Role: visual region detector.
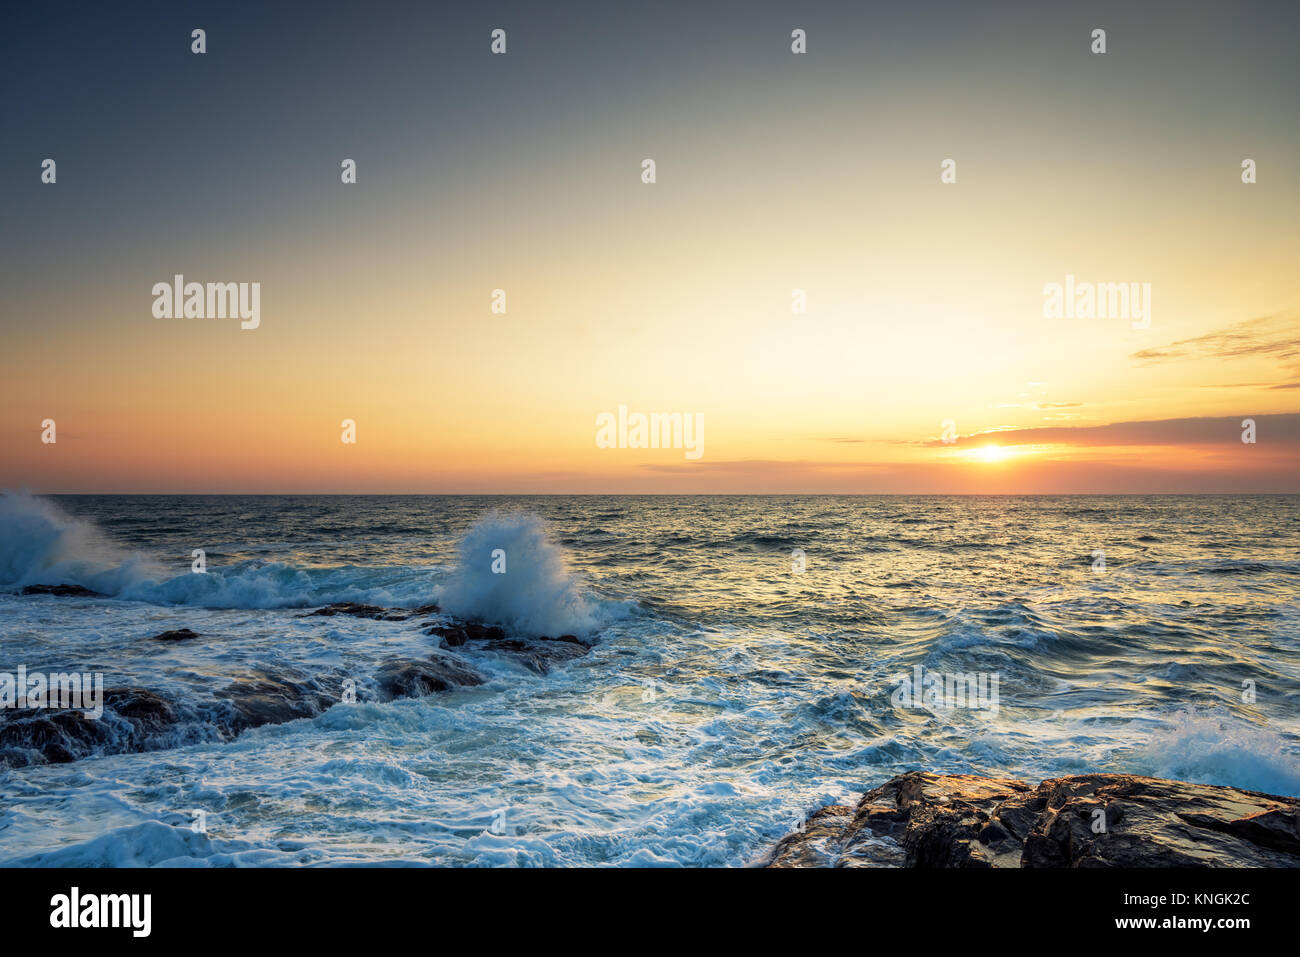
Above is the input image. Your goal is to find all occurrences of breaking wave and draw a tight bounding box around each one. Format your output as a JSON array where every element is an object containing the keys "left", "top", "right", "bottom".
[{"left": 437, "top": 511, "right": 627, "bottom": 637}]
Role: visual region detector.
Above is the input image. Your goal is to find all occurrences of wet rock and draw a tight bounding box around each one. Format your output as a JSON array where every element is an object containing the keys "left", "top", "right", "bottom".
[
  {"left": 0, "top": 688, "right": 177, "bottom": 768},
  {"left": 104, "top": 688, "right": 177, "bottom": 730},
  {"left": 374, "top": 654, "right": 484, "bottom": 700},
  {"left": 301, "top": 602, "right": 407, "bottom": 621},
  {"left": 422, "top": 617, "right": 589, "bottom": 672},
  {"left": 426, "top": 624, "right": 470, "bottom": 647},
  {"left": 20, "top": 584, "right": 102, "bottom": 598},
  {"left": 214, "top": 670, "right": 338, "bottom": 733},
  {"left": 304, "top": 602, "right": 443, "bottom": 621},
  {"left": 425, "top": 621, "right": 507, "bottom": 647},
  {"left": 538, "top": 634, "right": 586, "bottom": 646},
  {"left": 152, "top": 628, "right": 200, "bottom": 642},
  {"left": 766, "top": 771, "right": 1300, "bottom": 868},
  {"left": 480, "top": 638, "right": 588, "bottom": 676}
]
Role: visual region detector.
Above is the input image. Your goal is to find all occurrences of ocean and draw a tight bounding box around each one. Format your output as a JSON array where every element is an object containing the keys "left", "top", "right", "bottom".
[{"left": 1, "top": 491, "right": 1297, "bottom": 866}]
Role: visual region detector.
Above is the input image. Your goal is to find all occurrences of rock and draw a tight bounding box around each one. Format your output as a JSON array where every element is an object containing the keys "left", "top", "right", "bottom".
[
  {"left": 479, "top": 638, "right": 588, "bottom": 676},
  {"left": 152, "top": 628, "right": 200, "bottom": 642},
  {"left": 374, "top": 655, "right": 484, "bottom": 700},
  {"left": 426, "top": 624, "right": 470, "bottom": 647},
  {"left": 303, "top": 602, "right": 442, "bottom": 621},
  {"left": 214, "top": 670, "right": 338, "bottom": 733},
  {"left": 300, "top": 602, "right": 406, "bottom": 620},
  {"left": 765, "top": 771, "right": 1300, "bottom": 868},
  {"left": 20, "top": 584, "right": 102, "bottom": 598},
  {"left": 465, "top": 623, "right": 507, "bottom": 642},
  {"left": 538, "top": 634, "right": 586, "bottom": 646},
  {"left": 104, "top": 688, "right": 177, "bottom": 730},
  {"left": 425, "top": 621, "right": 507, "bottom": 647},
  {"left": 0, "top": 688, "right": 177, "bottom": 768},
  {"left": 423, "top": 618, "right": 589, "bottom": 672}
]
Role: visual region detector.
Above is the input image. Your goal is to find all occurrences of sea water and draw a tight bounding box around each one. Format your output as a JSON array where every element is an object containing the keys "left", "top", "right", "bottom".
[{"left": 0, "top": 492, "right": 1297, "bottom": 866}]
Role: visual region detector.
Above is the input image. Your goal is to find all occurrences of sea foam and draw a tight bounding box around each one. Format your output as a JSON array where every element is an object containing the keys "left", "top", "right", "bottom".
[
  {"left": 437, "top": 511, "right": 621, "bottom": 637},
  {"left": 0, "top": 491, "right": 163, "bottom": 593}
]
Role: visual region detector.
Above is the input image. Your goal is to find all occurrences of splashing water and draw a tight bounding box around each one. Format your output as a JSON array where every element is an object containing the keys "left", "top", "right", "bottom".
[{"left": 437, "top": 511, "right": 625, "bottom": 637}]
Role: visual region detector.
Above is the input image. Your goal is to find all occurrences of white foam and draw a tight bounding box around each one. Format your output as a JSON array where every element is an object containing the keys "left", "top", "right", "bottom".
[
  {"left": 1133, "top": 710, "right": 1300, "bottom": 797},
  {"left": 0, "top": 491, "right": 164, "bottom": 593},
  {"left": 438, "top": 511, "right": 626, "bottom": 637}
]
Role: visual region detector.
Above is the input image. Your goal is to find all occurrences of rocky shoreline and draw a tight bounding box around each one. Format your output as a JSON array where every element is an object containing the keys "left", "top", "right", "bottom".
[
  {"left": 766, "top": 770, "right": 1300, "bottom": 867},
  {"left": 12, "top": 588, "right": 1300, "bottom": 869},
  {"left": 1, "top": 592, "right": 593, "bottom": 768}
]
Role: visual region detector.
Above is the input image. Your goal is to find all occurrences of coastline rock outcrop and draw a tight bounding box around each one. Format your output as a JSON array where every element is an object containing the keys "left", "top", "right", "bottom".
[
  {"left": 3, "top": 597, "right": 583, "bottom": 769},
  {"left": 766, "top": 771, "right": 1300, "bottom": 867}
]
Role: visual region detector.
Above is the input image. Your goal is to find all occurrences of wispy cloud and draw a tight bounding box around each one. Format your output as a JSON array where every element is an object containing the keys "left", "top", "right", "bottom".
[
  {"left": 1131, "top": 315, "right": 1300, "bottom": 365},
  {"left": 920, "top": 413, "right": 1300, "bottom": 448}
]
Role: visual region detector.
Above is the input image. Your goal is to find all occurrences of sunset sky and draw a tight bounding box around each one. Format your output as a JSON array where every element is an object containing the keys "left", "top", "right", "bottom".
[{"left": 2, "top": 0, "right": 1298, "bottom": 493}]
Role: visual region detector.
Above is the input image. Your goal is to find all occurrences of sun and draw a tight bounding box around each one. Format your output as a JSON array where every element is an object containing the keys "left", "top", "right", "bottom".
[{"left": 971, "top": 444, "right": 1012, "bottom": 464}]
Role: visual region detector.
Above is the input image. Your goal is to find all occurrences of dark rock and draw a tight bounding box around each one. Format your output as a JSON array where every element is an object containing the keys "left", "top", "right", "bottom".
[
  {"left": 214, "top": 670, "right": 337, "bottom": 733},
  {"left": 300, "top": 602, "right": 406, "bottom": 620},
  {"left": 152, "top": 628, "right": 200, "bottom": 642},
  {"left": 465, "top": 623, "right": 507, "bottom": 642},
  {"left": 104, "top": 687, "right": 177, "bottom": 729},
  {"left": 425, "top": 621, "right": 507, "bottom": 646},
  {"left": 766, "top": 771, "right": 1300, "bottom": 868},
  {"left": 303, "top": 602, "right": 443, "bottom": 621},
  {"left": 20, "top": 584, "right": 102, "bottom": 598},
  {"left": 538, "top": 634, "right": 586, "bottom": 646},
  {"left": 0, "top": 687, "right": 177, "bottom": 768},
  {"left": 480, "top": 638, "right": 588, "bottom": 676},
  {"left": 426, "top": 624, "right": 470, "bottom": 647},
  {"left": 374, "top": 655, "right": 484, "bottom": 700}
]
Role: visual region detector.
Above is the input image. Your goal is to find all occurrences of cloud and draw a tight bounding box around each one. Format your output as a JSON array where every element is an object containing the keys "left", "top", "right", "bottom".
[
  {"left": 920, "top": 413, "right": 1300, "bottom": 448},
  {"left": 1131, "top": 314, "right": 1300, "bottom": 367}
]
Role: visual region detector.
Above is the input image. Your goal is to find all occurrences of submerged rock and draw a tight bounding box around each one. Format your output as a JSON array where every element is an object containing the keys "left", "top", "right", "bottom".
[
  {"left": 425, "top": 622, "right": 507, "bottom": 647},
  {"left": 538, "top": 634, "right": 585, "bottom": 646},
  {"left": 19, "top": 584, "right": 102, "bottom": 598},
  {"left": 301, "top": 602, "right": 407, "bottom": 621},
  {"left": 479, "top": 638, "right": 588, "bottom": 676},
  {"left": 766, "top": 771, "right": 1300, "bottom": 868},
  {"left": 421, "top": 617, "right": 592, "bottom": 674},
  {"left": 214, "top": 670, "right": 339, "bottom": 733},
  {"left": 303, "top": 602, "right": 442, "bottom": 621},
  {"left": 0, "top": 688, "right": 177, "bottom": 767},
  {"left": 302, "top": 602, "right": 590, "bottom": 676},
  {"left": 374, "top": 654, "right": 484, "bottom": 699},
  {"left": 152, "top": 628, "right": 200, "bottom": 642}
]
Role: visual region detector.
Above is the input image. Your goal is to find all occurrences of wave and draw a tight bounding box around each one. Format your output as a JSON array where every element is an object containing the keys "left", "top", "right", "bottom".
[
  {"left": 2, "top": 495, "right": 624, "bottom": 634},
  {"left": 1, "top": 491, "right": 440, "bottom": 608},
  {"left": 437, "top": 511, "right": 627, "bottom": 637},
  {"left": 1131, "top": 710, "right": 1300, "bottom": 797},
  {"left": 0, "top": 491, "right": 166, "bottom": 594}
]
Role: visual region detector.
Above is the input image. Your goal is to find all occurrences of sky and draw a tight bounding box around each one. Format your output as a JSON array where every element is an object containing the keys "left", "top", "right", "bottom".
[{"left": 2, "top": 0, "right": 1298, "bottom": 493}]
